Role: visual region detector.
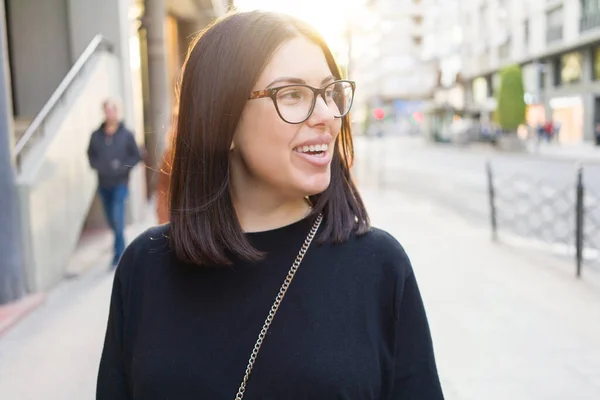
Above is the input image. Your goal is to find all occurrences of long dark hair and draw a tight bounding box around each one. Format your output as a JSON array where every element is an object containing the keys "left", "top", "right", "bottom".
[{"left": 170, "top": 10, "right": 369, "bottom": 266}]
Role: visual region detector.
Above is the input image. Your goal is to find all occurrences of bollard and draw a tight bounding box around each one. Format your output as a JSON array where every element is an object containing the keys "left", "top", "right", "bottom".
[
  {"left": 575, "top": 165, "right": 584, "bottom": 278},
  {"left": 486, "top": 160, "right": 498, "bottom": 241}
]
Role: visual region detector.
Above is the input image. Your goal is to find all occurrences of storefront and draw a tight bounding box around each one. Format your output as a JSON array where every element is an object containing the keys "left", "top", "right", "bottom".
[{"left": 549, "top": 96, "right": 584, "bottom": 143}]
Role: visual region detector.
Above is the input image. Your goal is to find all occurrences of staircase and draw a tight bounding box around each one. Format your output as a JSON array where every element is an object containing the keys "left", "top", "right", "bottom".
[
  {"left": 13, "top": 36, "right": 124, "bottom": 292},
  {"left": 13, "top": 117, "right": 32, "bottom": 143}
]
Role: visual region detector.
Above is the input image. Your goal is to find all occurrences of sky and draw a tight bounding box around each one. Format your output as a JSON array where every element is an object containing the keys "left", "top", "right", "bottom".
[{"left": 233, "top": 0, "right": 366, "bottom": 57}]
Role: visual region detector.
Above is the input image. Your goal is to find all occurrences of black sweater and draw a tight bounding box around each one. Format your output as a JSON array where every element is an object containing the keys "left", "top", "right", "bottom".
[{"left": 97, "top": 216, "right": 444, "bottom": 399}]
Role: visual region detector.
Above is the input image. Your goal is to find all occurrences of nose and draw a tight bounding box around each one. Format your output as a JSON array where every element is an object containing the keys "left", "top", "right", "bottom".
[{"left": 308, "top": 95, "right": 335, "bottom": 125}]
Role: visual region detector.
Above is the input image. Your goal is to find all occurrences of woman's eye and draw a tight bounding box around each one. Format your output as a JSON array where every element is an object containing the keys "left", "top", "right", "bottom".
[{"left": 280, "top": 90, "right": 302, "bottom": 99}]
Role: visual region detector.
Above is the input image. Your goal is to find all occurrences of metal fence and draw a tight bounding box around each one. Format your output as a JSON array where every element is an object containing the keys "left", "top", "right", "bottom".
[{"left": 486, "top": 161, "right": 600, "bottom": 277}]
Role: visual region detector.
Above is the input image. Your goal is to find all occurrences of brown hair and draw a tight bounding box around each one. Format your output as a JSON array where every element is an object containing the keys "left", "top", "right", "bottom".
[{"left": 169, "top": 10, "right": 369, "bottom": 266}]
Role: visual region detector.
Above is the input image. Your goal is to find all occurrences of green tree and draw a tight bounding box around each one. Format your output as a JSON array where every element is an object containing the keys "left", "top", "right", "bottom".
[{"left": 496, "top": 65, "right": 526, "bottom": 133}]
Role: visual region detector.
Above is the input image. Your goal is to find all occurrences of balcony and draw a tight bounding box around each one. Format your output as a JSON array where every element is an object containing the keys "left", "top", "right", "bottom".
[
  {"left": 546, "top": 25, "right": 563, "bottom": 44},
  {"left": 580, "top": 12, "right": 600, "bottom": 33}
]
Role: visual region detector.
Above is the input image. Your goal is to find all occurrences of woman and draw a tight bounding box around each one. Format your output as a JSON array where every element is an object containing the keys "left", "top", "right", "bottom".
[{"left": 97, "top": 10, "right": 443, "bottom": 400}]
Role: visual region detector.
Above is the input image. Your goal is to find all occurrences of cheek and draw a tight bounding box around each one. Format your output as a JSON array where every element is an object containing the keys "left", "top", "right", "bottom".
[{"left": 236, "top": 106, "right": 297, "bottom": 173}]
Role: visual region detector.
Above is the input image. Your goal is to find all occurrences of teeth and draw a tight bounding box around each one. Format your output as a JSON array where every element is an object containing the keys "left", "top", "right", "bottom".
[{"left": 296, "top": 143, "right": 328, "bottom": 153}]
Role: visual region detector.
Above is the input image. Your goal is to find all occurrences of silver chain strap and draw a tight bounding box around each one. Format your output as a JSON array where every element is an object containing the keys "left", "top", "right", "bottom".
[{"left": 234, "top": 213, "right": 323, "bottom": 400}]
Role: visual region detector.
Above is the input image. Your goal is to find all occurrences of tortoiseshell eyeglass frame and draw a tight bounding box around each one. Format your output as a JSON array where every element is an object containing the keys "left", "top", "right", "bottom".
[{"left": 248, "top": 80, "right": 356, "bottom": 124}]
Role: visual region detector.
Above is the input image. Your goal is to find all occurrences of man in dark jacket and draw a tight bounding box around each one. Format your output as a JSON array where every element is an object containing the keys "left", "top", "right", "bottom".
[{"left": 87, "top": 99, "right": 141, "bottom": 267}]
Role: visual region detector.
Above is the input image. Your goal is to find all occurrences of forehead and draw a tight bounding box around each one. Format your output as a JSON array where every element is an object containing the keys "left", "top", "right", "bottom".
[
  {"left": 255, "top": 36, "right": 333, "bottom": 87},
  {"left": 104, "top": 102, "right": 117, "bottom": 111}
]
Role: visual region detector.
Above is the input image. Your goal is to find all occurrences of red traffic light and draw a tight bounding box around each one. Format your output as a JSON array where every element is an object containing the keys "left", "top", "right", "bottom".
[{"left": 372, "top": 108, "right": 385, "bottom": 120}]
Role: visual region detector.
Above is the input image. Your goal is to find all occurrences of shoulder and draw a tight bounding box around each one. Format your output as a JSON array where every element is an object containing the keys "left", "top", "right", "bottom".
[
  {"left": 90, "top": 129, "right": 101, "bottom": 140},
  {"left": 115, "top": 224, "right": 172, "bottom": 282},
  {"left": 354, "top": 227, "right": 411, "bottom": 269},
  {"left": 121, "top": 125, "right": 136, "bottom": 138},
  {"left": 326, "top": 226, "right": 413, "bottom": 282}
]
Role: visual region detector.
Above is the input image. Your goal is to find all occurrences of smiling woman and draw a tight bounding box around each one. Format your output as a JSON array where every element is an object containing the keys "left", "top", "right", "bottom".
[{"left": 96, "top": 9, "right": 443, "bottom": 400}]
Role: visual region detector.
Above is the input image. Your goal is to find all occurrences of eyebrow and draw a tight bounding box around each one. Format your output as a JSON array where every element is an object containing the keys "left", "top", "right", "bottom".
[{"left": 266, "top": 75, "right": 336, "bottom": 88}]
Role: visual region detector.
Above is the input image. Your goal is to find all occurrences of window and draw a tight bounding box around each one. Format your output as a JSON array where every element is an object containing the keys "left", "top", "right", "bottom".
[
  {"left": 560, "top": 52, "right": 583, "bottom": 84},
  {"left": 546, "top": 6, "right": 563, "bottom": 43},
  {"left": 524, "top": 19, "right": 530, "bottom": 49},
  {"left": 540, "top": 63, "right": 547, "bottom": 90},
  {"left": 593, "top": 47, "right": 600, "bottom": 80},
  {"left": 499, "top": 37, "right": 511, "bottom": 60},
  {"left": 582, "top": 0, "right": 600, "bottom": 14},
  {"left": 413, "top": 16, "right": 423, "bottom": 25},
  {"left": 413, "top": 36, "right": 422, "bottom": 46},
  {"left": 580, "top": 0, "right": 600, "bottom": 32},
  {"left": 479, "top": 4, "right": 488, "bottom": 42}
]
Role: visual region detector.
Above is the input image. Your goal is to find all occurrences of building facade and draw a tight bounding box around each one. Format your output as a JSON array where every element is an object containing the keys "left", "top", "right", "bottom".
[
  {"left": 349, "top": 0, "right": 437, "bottom": 133},
  {"left": 458, "top": 0, "right": 600, "bottom": 143},
  {"left": 420, "top": 0, "right": 465, "bottom": 140}
]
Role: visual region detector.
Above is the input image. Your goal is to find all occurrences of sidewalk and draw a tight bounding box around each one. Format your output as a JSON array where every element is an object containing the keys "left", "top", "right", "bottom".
[
  {"left": 525, "top": 140, "right": 600, "bottom": 164},
  {"left": 361, "top": 186, "right": 600, "bottom": 400},
  {"left": 1, "top": 189, "right": 599, "bottom": 399},
  {"left": 0, "top": 205, "right": 157, "bottom": 400},
  {"left": 369, "top": 133, "right": 600, "bottom": 164}
]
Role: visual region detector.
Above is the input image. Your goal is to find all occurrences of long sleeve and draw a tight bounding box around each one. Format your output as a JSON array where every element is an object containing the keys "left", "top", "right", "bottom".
[
  {"left": 87, "top": 134, "right": 100, "bottom": 171},
  {"left": 389, "top": 269, "right": 444, "bottom": 399},
  {"left": 87, "top": 133, "right": 113, "bottom": 176},
  {"left": 124, "top": 132, "right": 141, "bottom": 169},
  {"left": 97, "top": 270, "right": 131, "bottom": 399}
]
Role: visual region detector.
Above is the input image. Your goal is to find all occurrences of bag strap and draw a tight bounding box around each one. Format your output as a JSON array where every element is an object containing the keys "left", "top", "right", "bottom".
[{"left": 234, "top": 213, "right": 323, "bottom": 400}]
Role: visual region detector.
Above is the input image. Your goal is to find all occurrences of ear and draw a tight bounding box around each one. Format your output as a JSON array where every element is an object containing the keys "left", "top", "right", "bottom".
[{"left": 230, "top": 141, "right": 235, "bottom": 151}]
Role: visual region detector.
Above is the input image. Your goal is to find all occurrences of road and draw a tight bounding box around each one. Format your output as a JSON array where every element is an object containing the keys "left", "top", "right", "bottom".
[{"left": 354, "top": 135, "right": 600, "bottom": 269}]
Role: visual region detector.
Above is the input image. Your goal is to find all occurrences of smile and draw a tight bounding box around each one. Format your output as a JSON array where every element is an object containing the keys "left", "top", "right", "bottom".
[
  {"left": 293, "top": 143, "right": 332, "bottom": 167},
  {"left": 293, "top": 143, "right": 329, "bottom": 156}
]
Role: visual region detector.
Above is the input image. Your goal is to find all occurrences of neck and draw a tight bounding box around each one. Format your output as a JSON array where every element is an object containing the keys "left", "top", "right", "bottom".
[
  {"left": 105, "top": 121, "right": 119, "bottom": 134},
  {"left": 230, "top": 181, "right": 311, "bottom": 233}
]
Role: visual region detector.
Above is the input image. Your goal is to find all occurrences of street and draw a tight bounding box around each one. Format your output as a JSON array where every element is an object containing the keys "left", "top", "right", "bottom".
[
  {"left": 355, "top": 135, "right": 600, "bottom": 271},
  {"left": 1, "top": 138, "right": 600, "bottom": 399}
]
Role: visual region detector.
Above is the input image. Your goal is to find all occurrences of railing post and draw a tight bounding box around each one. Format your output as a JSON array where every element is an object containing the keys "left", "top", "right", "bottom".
[
  {"left": 575, "top": 165, "right": 584, "bottom": 278},
  {"left": 487, "top": 160, "right": 498, "bottom": 241}
]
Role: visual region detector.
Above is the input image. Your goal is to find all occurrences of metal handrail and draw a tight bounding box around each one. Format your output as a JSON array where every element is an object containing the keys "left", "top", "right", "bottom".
[{"left": 14, "top": 35, "right": 114, "bottom": 168}]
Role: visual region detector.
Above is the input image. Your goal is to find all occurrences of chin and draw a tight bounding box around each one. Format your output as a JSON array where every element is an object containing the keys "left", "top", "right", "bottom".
[{"left": 299, "top": 173, "right": 331, "bottom": 197}]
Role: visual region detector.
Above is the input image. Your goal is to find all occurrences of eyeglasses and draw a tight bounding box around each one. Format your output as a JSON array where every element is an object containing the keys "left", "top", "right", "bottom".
[{"left": 248, "top": 80, "right": 356, "bottom": 124}]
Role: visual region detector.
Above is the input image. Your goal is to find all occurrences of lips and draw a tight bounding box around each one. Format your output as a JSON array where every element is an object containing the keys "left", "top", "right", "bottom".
[{"left": 293, "top": 139, "right": 333, "bottom": 167}]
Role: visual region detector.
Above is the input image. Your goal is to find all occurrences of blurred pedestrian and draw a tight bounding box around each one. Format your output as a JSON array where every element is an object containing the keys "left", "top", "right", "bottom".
[
  {"left": 87, "top": 98, "right": 141, "bottom": 268},
  {"left": 97, "top": 10, "right": 443, "bottom": 400}
]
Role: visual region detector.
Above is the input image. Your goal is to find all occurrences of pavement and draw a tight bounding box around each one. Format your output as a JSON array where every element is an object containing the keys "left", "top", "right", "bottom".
[
  {"left": 361, "top": 186, "right": 600, "bottom": 400},
  {"left": 0, "top": 205, "right": 157, "bottom": 400},
  {"left": 1, "top": 152, "right": 600, "bottom": 398},
  {"left": 524, "top": 140, "right": 600, "bottom": 164}
]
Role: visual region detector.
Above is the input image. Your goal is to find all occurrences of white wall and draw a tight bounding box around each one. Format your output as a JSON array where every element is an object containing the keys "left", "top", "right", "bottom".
[
  {"left": 67, "top": 0, "right": 147, "bottom": 224},
  {"left": 16, "top": 53, "right": 121, "bottom": 292}
]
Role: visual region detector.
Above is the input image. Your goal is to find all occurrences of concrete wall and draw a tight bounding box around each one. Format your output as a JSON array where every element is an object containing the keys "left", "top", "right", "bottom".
[
  {"left": 66, "top": 0, "right": 147, "bottom": 225},
  {"left": 16, "top": 53, "right": 121, "bottom": 292},
  {"left": 6, "top": 0, "right": 71, "bottom": 117}
]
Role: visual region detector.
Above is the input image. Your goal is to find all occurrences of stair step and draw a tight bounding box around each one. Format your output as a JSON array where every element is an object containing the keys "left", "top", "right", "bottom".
[{"left": 14, "top": 117, "right": 33, "bottom": 143}]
